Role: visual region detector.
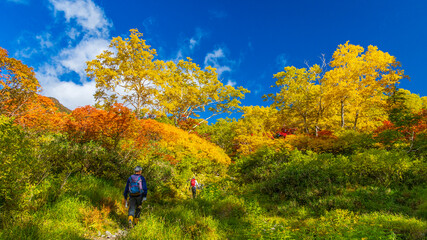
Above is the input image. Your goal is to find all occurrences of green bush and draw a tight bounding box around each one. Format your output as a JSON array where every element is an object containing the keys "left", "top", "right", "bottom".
[
  {"left": 348, "top": 149, "right": 427, "bottom": 188},
  {"left": 232, "top": 146, "right": 289, "bottom": 184},
  {"left": 334, "top": 130, "right": 375, "bottom": 154},
  {"left": 235, "top": 148, "right": 426, "bottom": 197},
  {"left": 290, "top": 209, "right": 426, "bottom": 239},
  {"left": 0, "top": 116, "right": 48, "bottom": 214}
]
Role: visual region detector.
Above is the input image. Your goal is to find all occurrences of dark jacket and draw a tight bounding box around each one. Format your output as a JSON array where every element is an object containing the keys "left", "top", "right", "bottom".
[{"left": 123, "top": 174, "right": 147, "bottom": 199}]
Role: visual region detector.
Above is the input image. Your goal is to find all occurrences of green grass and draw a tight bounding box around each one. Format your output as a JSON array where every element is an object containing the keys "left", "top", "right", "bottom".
[
  {"left": 1, "top": 171, "right": 426, "bottom": 239},
  {"left": 0, "top": 174, "right": 125, "bottom": 240}
]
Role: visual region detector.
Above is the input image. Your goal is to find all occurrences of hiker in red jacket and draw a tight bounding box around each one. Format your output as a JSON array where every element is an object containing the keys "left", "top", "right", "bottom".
[{"left": 190, "top": 177, "right": 199, "bottom": 199}]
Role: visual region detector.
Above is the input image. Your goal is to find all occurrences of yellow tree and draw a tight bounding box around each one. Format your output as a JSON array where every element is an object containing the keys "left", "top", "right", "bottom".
[
  {"left": 86, "top": 29, "right": 164, "bottom": 118},
  {"left": 235, "top": 106, "right": 281, "bottom": 135},
  {"left": 422, "top": 96, "right": 427, "bottom": 110},
  {"left": 324, "top": 42, "right": 405, "bottom": 130},
  {"left": 233, "top": 106, "right": 288, "bottom": 155},
  {"left": 87, "top": 29, "right": 249, "bottom": 126},
  {"left": 265, "top": 65, "right": 324, "bottom": 134},
  {"left": 0, "top": 47, "right": 41, "bottom": 116},
  {"left": 157, "top": 58, "right": 249, "bottom": 126}
]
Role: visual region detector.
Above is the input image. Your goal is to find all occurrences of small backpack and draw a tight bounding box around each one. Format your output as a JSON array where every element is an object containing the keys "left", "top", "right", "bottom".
[
  {"left": 129, "top": 175, "right": 143, "bottom": 196},
  {"left": 190, "top": 178, "right": 196, "bottom": 187}
]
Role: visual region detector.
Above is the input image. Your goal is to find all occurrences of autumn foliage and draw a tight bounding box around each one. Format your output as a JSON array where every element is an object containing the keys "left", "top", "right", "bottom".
[
  {"left": 61, "top": 103, "right": 231, "bottom": 170},
  {"left": 374, "top": 109, "right": 427, "bottom": 150},
  {"left": 0, "top": 47, "right": 41, "bottom": 117},
  {"left": 86, "top": 29, "right": 249, "bottom": 124},
  {"left": 134, "top": 119, "right": 231, "bottom": 166},
  {"left": 13, "top": 95, "right": 66, "bottom": 132},
  {"left": 65, "top": 103, "right": 136, "bottom": 149}
]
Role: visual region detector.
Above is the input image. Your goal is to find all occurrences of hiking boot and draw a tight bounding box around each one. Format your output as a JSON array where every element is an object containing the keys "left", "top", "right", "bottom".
[{"left": 128, "top": 216, "right": 134, "bottom": 229}]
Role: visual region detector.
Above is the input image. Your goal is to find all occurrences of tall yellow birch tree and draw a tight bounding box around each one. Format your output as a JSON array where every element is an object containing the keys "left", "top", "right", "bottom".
[
  {"left": 324, "top": 42, "right": 405, "bottom": 130},
  {"left": 265, "top": 65, "right": 324, "bottom": 134},
  {"left": 86, "top": 29, "right": 164, "bottom": 118},
  {"left": 86, "top": 29, "right": 249, "bottom": 125},
  {"left": 157, "top": 58, "right": 249, "bottom": 126}
]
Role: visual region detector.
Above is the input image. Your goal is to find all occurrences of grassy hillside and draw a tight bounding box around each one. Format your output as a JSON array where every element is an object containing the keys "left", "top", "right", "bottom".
[{"left": 0, "top": 112, "right": 426, "bottom": 239}]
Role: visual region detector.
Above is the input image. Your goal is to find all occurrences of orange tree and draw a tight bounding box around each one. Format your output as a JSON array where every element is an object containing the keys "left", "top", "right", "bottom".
[
  {"left": 132, "top": 118, "right": 231, "bottom": 168},
  {"left": 13, "top": 95, "right": 66, "bottom": 133},
  {"left": 65, "top": 103, "right": 136, "bottom": 150}
]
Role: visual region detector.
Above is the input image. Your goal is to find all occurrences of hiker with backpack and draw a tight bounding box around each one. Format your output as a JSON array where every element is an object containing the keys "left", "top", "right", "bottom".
[
  {"left": 190, "top": 177, "right": 199, "bottom": 199},
  {"left": 123, "top": 166, "right": 147, "bottom": 228}
]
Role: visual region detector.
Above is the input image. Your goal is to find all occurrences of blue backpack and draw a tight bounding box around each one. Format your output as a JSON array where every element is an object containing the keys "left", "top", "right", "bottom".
[{"left": 129, "top": 175, "right": 143, "bottom": 196}]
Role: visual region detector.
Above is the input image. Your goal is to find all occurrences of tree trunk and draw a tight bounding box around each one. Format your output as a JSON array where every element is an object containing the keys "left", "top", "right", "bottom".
[
  {"left": 353, "top": 110, "right": 359, "bottom": 130},
  {"left": 303, "top": 115, "right": 309, "bottom": 134},
  {"left": 341, "top": 100, "right": 345, "bottom": 128}
]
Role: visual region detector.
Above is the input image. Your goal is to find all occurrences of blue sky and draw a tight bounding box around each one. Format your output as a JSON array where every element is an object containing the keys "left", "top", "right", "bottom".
[{"left": 1, "top": 0, "right": 426, "bottom": 120}]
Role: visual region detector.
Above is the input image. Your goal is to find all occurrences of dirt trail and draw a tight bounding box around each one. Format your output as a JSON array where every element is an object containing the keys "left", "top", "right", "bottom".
[{"left": 92, "top": 229, "right": 128, "bottom": 240}]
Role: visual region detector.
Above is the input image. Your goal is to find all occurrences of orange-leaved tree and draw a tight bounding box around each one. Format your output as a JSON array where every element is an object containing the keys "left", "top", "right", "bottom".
[
  {"left": 13, "top": 95, "right": 67, "bottom": 132},
  {"left": 132, "top": 118, "right": 231, "bottom": 171},
  {"left": 65, "top": 103, "right": 136, "bottom": 149}
]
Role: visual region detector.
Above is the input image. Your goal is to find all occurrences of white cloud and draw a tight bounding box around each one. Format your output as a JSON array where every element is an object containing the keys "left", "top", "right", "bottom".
[
  {"left": 48, "top": 0, "right": 111, "bottom": 77},
  {"left": 30, "top": 0, "right": 114, "bottom": 110},
  {"left": 38, "top": 34, "right": 110, "bottom": 108},
  {"left": 36, "top": 33, "right": 53, "bottom": 49},
  {"left": 188, "top": 28, "right": 206, "bottom": 50},
  {"left": 189, "top": 38, "right": 197, "bottom": 50},
  {"left": 216, "top": 66, "right": 231, "bottom": 76},
  {"left": 205, "top": 49, "right": 225, "bottom": 63},
  {"left": 49, "top": 0, "right": 111, "bottom": 36},
  {"left": 66, "top": 27, "right": 80, "bottom": 40},
  {"left": 37, "top": 64, "right": 96, "bottom": 109},
  {"left": 204, "top": 48, "right": 232, "bottom": 76},
  {"left": 15, "top": 47, "right": 38, "bottom": 59},
  {"left": 58, "top": 37, "right": 109, "bottom": 77},
  {"left": 226, "top": 79, "right": 236, "bottom": 87},
  {"left": 172, "top": 28, "right": 207, "bottom": 62},
  {"left": 173, "top": 50, "right": 183, "bottom": 62}
]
